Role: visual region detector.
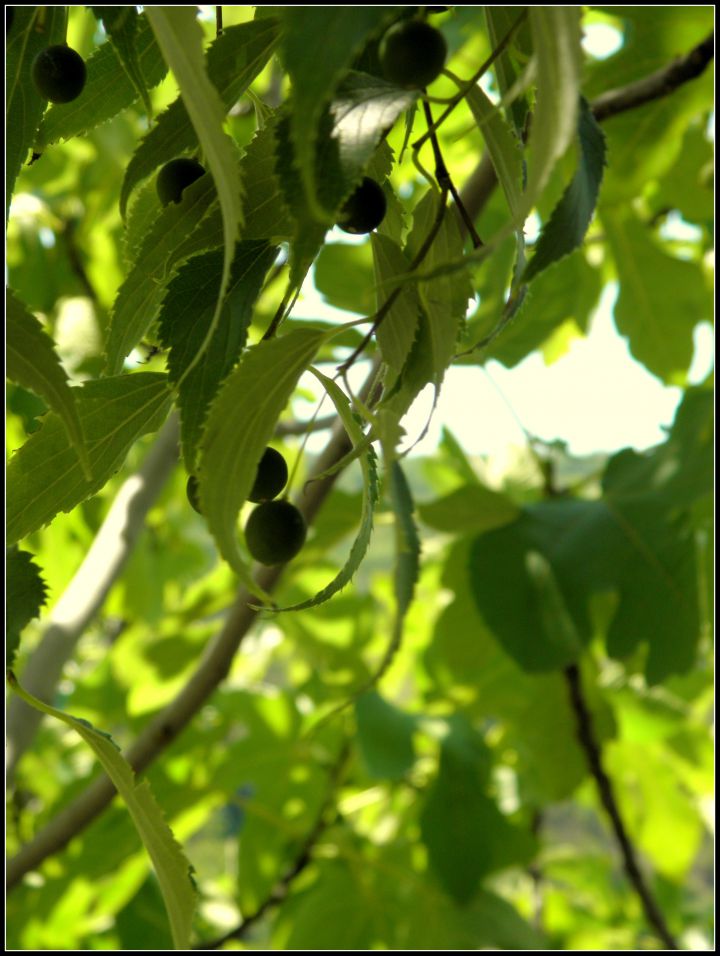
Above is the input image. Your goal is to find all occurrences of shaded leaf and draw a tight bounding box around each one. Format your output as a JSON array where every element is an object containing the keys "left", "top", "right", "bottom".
[
  {"left": 6, "top": 288, "right": 91, "bottom": 479},
  {"left": 7, "top": 374, "right": 172, "bottom": 545},
  {"left": 6, "top": 547, "right": 48, "bottom": 669},
  {"left": 355, "top": 691, "right": 416, "bottom": 780},
  {"left": 91, "top": 6, "right": 154, "bottom": 117},
  {"left": 418, "top": 484, "right": 520, "bottom": 534}
]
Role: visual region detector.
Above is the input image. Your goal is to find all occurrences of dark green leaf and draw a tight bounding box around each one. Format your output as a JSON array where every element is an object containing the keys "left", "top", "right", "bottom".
[
  {"left": 355, "top": 691, "right": 416, "bottom": 780},
  {"left": 6, "top": 547, "right": 48, "bottom": 669}
]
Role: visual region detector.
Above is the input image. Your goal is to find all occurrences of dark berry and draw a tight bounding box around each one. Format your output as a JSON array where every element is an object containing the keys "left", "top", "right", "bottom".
[
  {"left": 156, "top": 158, "right": 206, "bottom": 206},
  {"left": 379, "top": 20, "right": 447, "bottom": 89},
  {"left": 187, "top": 475, "right": 202, "bottom": 514},
  {"left": 337, "top": 177, "right": 387, "bottom": 235},
  {"left": 248, "top": 447, "right": 288, "bottom": 503},
  {"left": 32, "top": 44, "right": 87, "bottom": 104},
  {"left": 244, "top": 500, "right": 307, "bottom": 566}
]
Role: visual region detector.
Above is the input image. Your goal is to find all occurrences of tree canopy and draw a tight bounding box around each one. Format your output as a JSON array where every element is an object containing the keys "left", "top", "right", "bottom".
[{"left": 6, "top": 6, "right": 714, "bottom": 951}]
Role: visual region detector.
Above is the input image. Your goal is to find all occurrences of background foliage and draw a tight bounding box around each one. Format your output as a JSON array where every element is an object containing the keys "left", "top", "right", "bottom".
[{"left": 6, "top": 5, "right": 714, "bottom": 951}]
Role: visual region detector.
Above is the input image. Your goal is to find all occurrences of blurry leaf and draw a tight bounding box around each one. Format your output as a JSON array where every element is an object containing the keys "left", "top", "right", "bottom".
[
  {"left": 7, "top": 374, "right": 172, "bottom": 545},
  {"left": 418, "top": 484, "right": 520, "bottom": 534},
  {"left": 198, "top": 329, "right": 326, "bottom": 585},
  {"left": 522, "top": 98, "right": 607, "bottom": 283},
  {"left": 315, "top": 242, "right": 375, "bottom": 315},
  {"left": 6, "top": 6, "right": 65, "bottom": 212},
  {"left": 90, "top": 6, "right": 154, "bottom": 117},
  {"left": 120, "top": 18, "right": 280, "bottom": 217},
  {"left": 279, "top": 8, "right": 396, "bottom": 218},
  {"left": 6, "top": 288, "right": 91, "bottom": 479},
  {"left": 7, "top": 673, "right": 196, "bottom": 950},
  {"left": 485, "top": 6, "right": 531, "bottom": 135},
  {"left": 355, "top": 691, "right": 416, "bottom": 780},
  {"left": 420, "top": 715, "right": 536, "bottom": 902},
  {"left": 34, "top": 14, "right": 168, "bottom": 151},
  {"left": 6, "top": 546, "right": 48, "bottom": 669},
  {"left": 157, "top": 241, "right": 278, "bottom": 471},
  {"left": 602, "top": 208, "right": 711, "bottom": 382}
]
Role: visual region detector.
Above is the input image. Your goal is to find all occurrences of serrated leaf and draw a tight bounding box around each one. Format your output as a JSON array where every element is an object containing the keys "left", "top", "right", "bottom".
[
  {"left": 407, "top": 191, "right": 473, "bottom": 387},
  {"left": 330, "top": 71, "right": 418, "bottom": 173},
  {"left": 120, "top": 18, "right": 280, "bottom": 218},
  {"left": 34, "top": 14, "right": 168, "bottom": 151},
  {"left": 523, "top": 98, "right": 607, "bottom": 283},
  {"left": 91, "top": 6, "right": 154, "bottom": 117},
  {"left": 524, "top": 7, "right": 582, "bottom": 212},
  {"left": 7, "top": 374, "right": 172, "bottom": 545},
  {"left": 466, "top": 84, "right": 524, "bottom": 220},
  {"left": 198, "top": 329, "right": 326, "bottom": 584},
  {"left": 371, "top": 233, "right": 420, "bottom": 388},
  {"left": 484, "top": 6, "right": 531, "bottom": 136},
  {"left": 280, "top": 8, "right": 396, "bottom": 219},
  {"left": 6, "top": 7, "right": 65, "bottom": 214},
  {"left": 7, "top": 674, "right": 196, "bottom": 950},
  {"left": 107, "top": 173, "right": 220, "bottom": 374},
  {"left": 6, "top": 547, "right": 48, "bottom": 669},
  {"left": 6, "top": 288, "right": 91, "bottom": 479},
  {"left": 157, "top": 242, "right": 278, "bottom": 471},
  {"left": 272, "top": 370, "right": 380, "bottom": 612},
  {"left": 146, "top": 7, "right": 244, "bottom": 384}
]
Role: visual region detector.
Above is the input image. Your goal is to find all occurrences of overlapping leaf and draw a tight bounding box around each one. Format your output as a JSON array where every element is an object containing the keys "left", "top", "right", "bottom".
[
  {"left": 6, "top": 547, "right": 48, "bottom": 669},
  {"left": 6, "top": 6, "right": 65, "bottom": 213},
  {"left": 7, "top": 373, "right": 173, "bottom": 545},
  {"left": 121, "top": 18, "right": 280, "bottom": 218},
  {"left": 90, "top": 6, "right": 154, "bottom": 117},
  {"left": 34, "top": 14, "right": 168, "bottom": 151},
  {"left": 6, "top": 288, "right": 91, "bottom": 479}
]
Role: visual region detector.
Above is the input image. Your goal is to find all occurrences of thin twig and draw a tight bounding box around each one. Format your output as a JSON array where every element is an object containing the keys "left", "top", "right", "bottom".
[
  {"left": 194, "top": 740, "right": 351, "bottom": 950},
  {"left": 564, "top": 664, "right": 679, "bottom": 950}
]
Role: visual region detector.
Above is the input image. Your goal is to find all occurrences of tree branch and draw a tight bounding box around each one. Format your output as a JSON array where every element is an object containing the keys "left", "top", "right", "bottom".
[
  {"left": 7, "top": 364, "right": 380, "bottom": 892},
  {"left": 6, "top": 412, "right": 181, "bottom": 779},
  {"left": 564, "top": 664, "right": 678, "bottom": 950},
  {"left": 457, "top": 32, "right": 714, "bottom": 225}
]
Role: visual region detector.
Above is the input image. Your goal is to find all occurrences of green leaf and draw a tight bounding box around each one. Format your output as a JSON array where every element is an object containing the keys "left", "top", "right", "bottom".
[
  {"left": 6, "top": 6, "right": 65, "bottom": 213},
  {"left": 106, "top": 173, "right": 220, "bottom": 374},
  {"left": 371, "top": 232, "right": 420, "bottom": 386},
  {"left": 522, "top": 98, "right": 607, "bottom": 283},
  {"left": 418, "top": 484, "right": 521, "bottom": 534},
  {"left": 279, "top": 8, "right": 396, "bottom": 218},
  {"left": 90, "top": 6, "right": 154, "bottom": 117},
  {"left": 34, "top": 14, "right": 168, "bottom": 151},
  {"left": 315, "top": 241, "right": 376, "bottom": 316},
  {"left": 355, "top": 691, "right": 416, "bottom": 780},
  {"left": 7, "top": 673, "right": 197, "bottom": 950},
  {"left": 602, "top": 208, "right": 710, "bottom": 383},
  {"left": 484, "top": 6, "right": 532, "bottom": 135},
  {"left": 6, "top": 547, "right": 48, "bottom": 669},
  {"left": 120, "top": 18, "right": 280, "bottom": 218},
  {"left": 6, "top": 288, "right": 91, "bottom": 480},
  {"left": 420, "top": 715, "right": 536, "bottom": 903},
  {"left": 465, "top": 84, "right": 524, "bottom": 220},
  {"left": 407, "top": 191, "right": 473, "bottom": 388},
  {"left": 157, "top": 241, "right": 278, "bottom": 471},
  {"left": 239, "top": 120, "right": 294, "bottom": 241},
  {"left": 146, "top": 7, "right": 244, "bottom": 384},
  {"left": 198, "top": 329, "right": 326, "bottom": 584},
  {"left": 524, "top": 7, "right": 583, "bottom": 212},
  {"left": 6, "top": 373, "right": 172, "bottom": 545},
  {"left": 272, "top": 370, "right": 380, "bottom": 612}
]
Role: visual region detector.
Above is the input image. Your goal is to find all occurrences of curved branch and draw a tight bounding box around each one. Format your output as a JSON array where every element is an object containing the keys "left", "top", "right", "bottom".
[
  {"left": 6, "top": 412, "right": 181, "bottom": 779},
  {"left": 7, "top": 364, "right": 380, "bottom": 892},
  {"left": 564, "top": 664, "right": 678, "bottom": 950}
]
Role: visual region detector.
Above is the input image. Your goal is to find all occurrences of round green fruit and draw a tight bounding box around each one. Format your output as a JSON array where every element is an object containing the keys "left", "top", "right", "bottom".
[
  {"left": 379, "top": 20, "right": 447, "bottom": 88},
  {"left": 249, "top": 447, "right": 288, "bottom": 503},
  {"left": 157, "top": 158, "right": 206, "bottom": 206},
  {"left": 244, "top": 500, "right": 307, "bottom": 566},
  {"left": 186, "top": 475, "right": 202, "bottom": 514},
  {"left": 32, "top": 44, "right": 87, "bottom": 103},
  {"left": 337, "top": 177, "right": 387, "bottom": 235}
]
